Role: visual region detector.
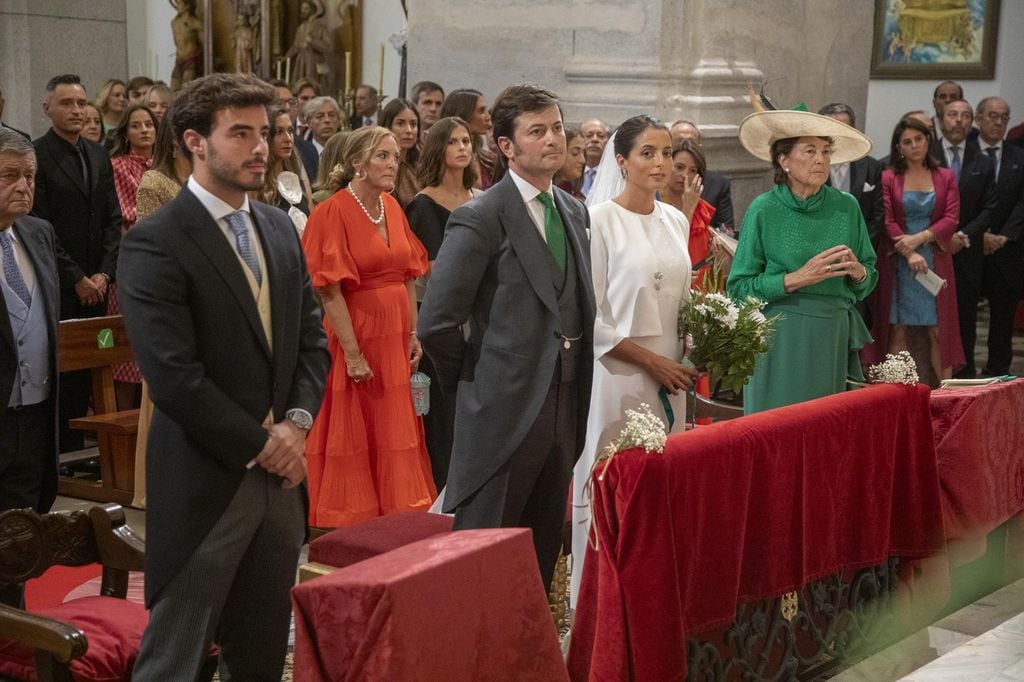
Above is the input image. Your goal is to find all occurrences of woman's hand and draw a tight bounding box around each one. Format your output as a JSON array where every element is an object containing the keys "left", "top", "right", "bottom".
[
  {"left": 905, "top": 251, "right": 928, "bottom": 274},
  {"left": 783, "top": 245, "right": 860, "bottom": 293},
  {"left": 644, "top": 354, "right": 700, "bottom": 395},
  {"left": 409, "top": 335, "right": 423, "bottom": 373},
  {"left": 894, "top": 230, "right": 929, "bottom": 257},
  {"left": 346, "top": 352, "right": 374, "bottom": 384},
  {"left": 680, "top": 174, "right": 703, "bottom": 220}
]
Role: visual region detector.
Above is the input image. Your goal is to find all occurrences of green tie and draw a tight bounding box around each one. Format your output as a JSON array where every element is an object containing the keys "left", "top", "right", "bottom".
[{"left": 536, "top": 191, "right": 566, "bottom": 272}]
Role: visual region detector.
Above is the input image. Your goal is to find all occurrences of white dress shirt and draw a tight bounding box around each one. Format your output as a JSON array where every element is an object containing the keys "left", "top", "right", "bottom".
[
  {"left": 508, "top": 169, "right": 554, "bottom": 243},
  {"left": 0, "top": 225, "right": 36, "bottom": 298},
  {"left": 187, "top": 176, "right": 265, "bottom": 258},
  {"left": 830, "top": 162, "right": 851, "bottom": 193}
]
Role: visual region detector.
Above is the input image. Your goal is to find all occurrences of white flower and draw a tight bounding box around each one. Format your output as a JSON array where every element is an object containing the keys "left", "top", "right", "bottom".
[
  {"left": 749, "top": 310, "right": 767, "bottom": 325},
  {"left": 718, "top": 308, "right": 738, "bottom": 329},
  {"left": 615, "top": 403, "right": 668, "bottom": 454},
  {"left": 867, "top": 351, "right": 919, "bottom": 385}
]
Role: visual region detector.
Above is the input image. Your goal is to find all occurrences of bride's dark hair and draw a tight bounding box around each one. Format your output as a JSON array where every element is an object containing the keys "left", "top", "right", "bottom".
[{"left": 613, "top": 115, "right": 669, "bottom": 158}]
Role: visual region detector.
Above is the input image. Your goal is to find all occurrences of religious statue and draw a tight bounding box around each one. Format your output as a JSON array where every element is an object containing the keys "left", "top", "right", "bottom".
[
  {"left": 170, "top": 0, "right": 203, "bottom": 91},
  {"left": 285, "top": 0, "right": 332, "bottom": 87},
  {"left": 232, "top": 10, "right": 258, "bottom": 74}
]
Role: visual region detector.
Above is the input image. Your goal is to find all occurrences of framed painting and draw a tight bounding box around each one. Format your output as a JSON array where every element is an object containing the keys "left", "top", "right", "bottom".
[{"left": 871, "top": 0, "right": 1000, "bottom": 79}]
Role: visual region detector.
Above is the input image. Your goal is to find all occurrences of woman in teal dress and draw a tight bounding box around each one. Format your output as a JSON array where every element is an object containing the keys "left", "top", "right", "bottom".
[{"left": 727, "top": 110, "right": 878, "bottom": 414}]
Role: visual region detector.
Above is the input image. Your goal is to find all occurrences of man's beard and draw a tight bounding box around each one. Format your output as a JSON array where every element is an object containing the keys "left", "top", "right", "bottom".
[{"left": 207, "top": 141, "right": 265, "bottom": 192}]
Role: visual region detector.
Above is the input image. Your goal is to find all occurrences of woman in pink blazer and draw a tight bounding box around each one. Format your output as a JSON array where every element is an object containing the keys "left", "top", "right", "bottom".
[{"left": 864, "top": 117, "right": 963, "bottom": 383}]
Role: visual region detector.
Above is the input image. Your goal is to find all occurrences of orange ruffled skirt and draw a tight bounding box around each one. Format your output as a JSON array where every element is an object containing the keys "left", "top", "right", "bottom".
[{"left": 306, "top": 282, "right": 437, "bottom": 527}]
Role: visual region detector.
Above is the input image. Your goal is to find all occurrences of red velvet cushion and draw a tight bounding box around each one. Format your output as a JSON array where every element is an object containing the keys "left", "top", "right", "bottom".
[
  {"left": 309, "top": 512, "right": 454, "bottom": 568},
  {"left": 0, "top": 596, "right": 148, "bottom": 682}
]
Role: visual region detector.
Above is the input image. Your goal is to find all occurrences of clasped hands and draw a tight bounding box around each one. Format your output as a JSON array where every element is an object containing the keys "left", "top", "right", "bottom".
[
  {"left": 75, "top": 273, "right": 109, "bottom": 306},
  {"left": 254, "top": 420, "right": 307, "bottom": 488},
  {"left": 788, "top": 245, "right": 866, "bottom": 291}
]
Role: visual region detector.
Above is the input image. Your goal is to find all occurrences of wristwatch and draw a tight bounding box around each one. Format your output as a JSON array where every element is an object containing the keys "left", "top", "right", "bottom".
[{"left": 285, "top": 408, "right": 314, "bottom": 431}]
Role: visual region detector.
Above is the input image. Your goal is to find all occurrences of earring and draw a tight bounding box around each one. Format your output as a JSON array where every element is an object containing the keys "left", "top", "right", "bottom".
[
  {"left": 621, "top": 169, "right": 628, "bottom": 180},
  {"left": 355, "top": 170, "right": 364, "bottom": 179},
  {"left": 783, "top": 167, "right": 790, "bottom": 173}
]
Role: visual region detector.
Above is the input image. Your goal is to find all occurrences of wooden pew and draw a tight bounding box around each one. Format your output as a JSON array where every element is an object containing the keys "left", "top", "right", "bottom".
[{"left": 57, "top": 315, "right": 138, "bottom": 505}]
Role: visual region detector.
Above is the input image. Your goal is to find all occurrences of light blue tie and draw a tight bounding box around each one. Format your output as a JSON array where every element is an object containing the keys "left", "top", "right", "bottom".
[
  {"left": 225, "top": 211, "right": 262, "bottom": 286},
  {"left": 582, "top": 167, "right": 596, "bottom": 195},
  {"left": 950, "top": 145, "right": 962, "bottom": 181},
  {"left": 0, "top": 231, "right": 32, "bottom": 307}
]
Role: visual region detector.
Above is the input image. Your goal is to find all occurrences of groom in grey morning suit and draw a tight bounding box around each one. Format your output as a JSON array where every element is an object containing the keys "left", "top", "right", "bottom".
[{"left": 418, "top": 84, "right": 595, "bottom": 589}]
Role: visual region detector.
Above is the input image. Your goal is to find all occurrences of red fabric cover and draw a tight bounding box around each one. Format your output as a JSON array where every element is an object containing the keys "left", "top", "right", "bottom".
[
  {"left": 292, "top": 528, "right": 568, "bottom": 682},
  {"left": 930, "top": 380, "right": 1024, "bottom": 563},
  {"left": 23, "top": 564, "right": 103, "bottom": 610},
  {"left": 568, "top": 384, "right": 946, "bottom": 682},
  {"left": 0, "top": 596, "right": 148, "bottom": 682},
  {"left": 308, "top": 512, "right": 454, "bottom": 568}
]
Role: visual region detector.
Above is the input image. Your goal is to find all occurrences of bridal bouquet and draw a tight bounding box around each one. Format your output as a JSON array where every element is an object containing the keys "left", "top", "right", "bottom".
[{"left": 678, "top": 291, "right": 779, "bottom": 394}]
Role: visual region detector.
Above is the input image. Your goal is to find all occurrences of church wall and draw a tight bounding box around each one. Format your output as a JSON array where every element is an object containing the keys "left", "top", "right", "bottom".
[{"left": 1, "top": 0, "right": 129, "bottom": 138}]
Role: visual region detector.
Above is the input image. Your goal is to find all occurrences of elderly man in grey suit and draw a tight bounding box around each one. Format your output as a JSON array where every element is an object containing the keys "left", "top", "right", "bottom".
[
  {"left": 118, "top": 74, "right": 329, "bottom": 681},
  {"left": 418, "top": 84, "right": 595, "bottom": 590},
  {"left": 0, "top": 129, "right": 60, "bottom": 608}
]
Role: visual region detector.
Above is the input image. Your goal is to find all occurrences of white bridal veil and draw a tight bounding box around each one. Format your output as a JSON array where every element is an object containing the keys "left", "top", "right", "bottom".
[{"left": 584, "top": 131, "right": 624, "bottom": 207}]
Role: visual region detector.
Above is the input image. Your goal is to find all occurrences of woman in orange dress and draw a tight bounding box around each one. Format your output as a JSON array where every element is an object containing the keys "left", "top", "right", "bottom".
[{"left": 301, "top": 126, "right": 437, "bottom": 528}]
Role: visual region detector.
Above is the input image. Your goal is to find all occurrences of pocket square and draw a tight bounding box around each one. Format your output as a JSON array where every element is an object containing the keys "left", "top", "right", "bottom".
[{"left": 863, "top": 182, "right": 876, "bottom": 192}]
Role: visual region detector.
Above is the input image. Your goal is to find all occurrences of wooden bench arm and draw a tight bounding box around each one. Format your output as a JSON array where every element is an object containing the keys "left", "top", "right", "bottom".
[
  {"left": 89, "top": 505, "right": 145, "bottom": 598},
  {"left": 0, "top": 603, "right": 86, "bottom": 663}
]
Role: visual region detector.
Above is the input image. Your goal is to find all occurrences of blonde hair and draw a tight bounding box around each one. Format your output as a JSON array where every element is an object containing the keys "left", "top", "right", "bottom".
[
  {"left": 329, "top": 126, "right": 396, "bottom": 191},
  {"left": 95, "top": 79, "right": 126, "bottom": 118},
  {"left": 316, "top": 131, "right": 352, "bottom": 191}
]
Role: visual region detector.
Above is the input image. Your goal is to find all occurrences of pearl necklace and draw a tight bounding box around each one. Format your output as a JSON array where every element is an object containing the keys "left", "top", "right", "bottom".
[{"left": 347, "top": 185, "right": 385, "bottom": 225}]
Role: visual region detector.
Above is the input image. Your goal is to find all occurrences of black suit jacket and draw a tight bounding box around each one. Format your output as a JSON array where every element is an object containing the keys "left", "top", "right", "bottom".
[
  {"left": 295, "top": 137, "right": 320, "bottom": 188},
  {"left": 0, "top": 216, "right": 61, "bottom": 512},
  {"left": 116, "top": 187, "right": 329, "bottom": 605},
  {"left": 933, "top": 138, "right": 999, "bottom": 291},
  {"left": 418, "top": 175, "right": 596, "bottom": 511},
  {"left": 986, "top": 143, "right": 1024, "bottom": 293},
  {"left": 702, "top": 171, "right": 734, "bottom": 229},
  {"left": 827, "top": 156, "right": 885, "bottom": 244},
  {"left": 31, "top": 129, "right": 122, "bottom": 319}
]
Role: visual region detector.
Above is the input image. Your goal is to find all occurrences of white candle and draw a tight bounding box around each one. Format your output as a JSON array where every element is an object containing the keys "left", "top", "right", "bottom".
[
  {"left": 344, "top": 51, "right": 352, "bottom": 93},
  {"left": 378, "top": 44, "right": 385, "bottom": 94}
]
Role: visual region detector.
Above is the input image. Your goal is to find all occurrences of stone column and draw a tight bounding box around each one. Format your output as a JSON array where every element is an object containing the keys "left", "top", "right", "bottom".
[
  {"left": 0, "top": 0, "right": 129, "bottom": 138},
  {"left": 408, "top": 0, "right": 873, "bottom": 224}
]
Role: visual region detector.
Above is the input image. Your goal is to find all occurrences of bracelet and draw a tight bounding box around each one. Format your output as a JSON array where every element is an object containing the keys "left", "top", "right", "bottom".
[
  {"left": 851, "top": 269, "right": 868, "bottom": 284},
  {"left": 344, "top": 353, "right": 365, "bottom": 366}
]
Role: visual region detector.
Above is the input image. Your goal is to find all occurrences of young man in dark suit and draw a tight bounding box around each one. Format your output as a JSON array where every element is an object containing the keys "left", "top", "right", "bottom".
[
  {"left": 31, "top": 74, "right": 122, "bottom": 451},
  {"left": 975, "top": 97, "right": 1024, "bottom": 375},
  {"left": 0, "top": 130, "right": 60, "bottom": 608},
  {"left": 932, "top": 99, "right": 999, "bottom": 377},
  {"left": 117, "top": 73, "right": 329, "bottom": 681},
  {"left": 418, "top": 84, "right": 596, "bottom": 590}
]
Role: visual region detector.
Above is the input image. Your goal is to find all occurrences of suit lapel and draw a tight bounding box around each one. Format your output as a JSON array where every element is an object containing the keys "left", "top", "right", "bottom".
[
  {"left": 179, "top": 189, "right": 272, "bottom": 359},
  {"left": 849, "top": 160, "right": 867, "bottom": 199},
  {"left": 251, "top": 204, "right": 286, "bottom": 360},
  {"left": 0, "top": 266, "right": 12, "bottom": 357},
  {"left": 16, "top": 220, "right": 59, "bottom": 330},
  {"left": 496, "top": 178, "right": 559, "bottom": 318},
  {"left": 552, "top": 188, "right": 595, "bottom": 316},
  {"left": 43, "top": 131, "right": 88, "bottom": 197}
]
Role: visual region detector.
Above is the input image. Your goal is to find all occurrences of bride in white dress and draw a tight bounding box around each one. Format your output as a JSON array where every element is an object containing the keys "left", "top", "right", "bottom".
[{"left": 571, "top": 116, "right": 698, "bottom": 606}]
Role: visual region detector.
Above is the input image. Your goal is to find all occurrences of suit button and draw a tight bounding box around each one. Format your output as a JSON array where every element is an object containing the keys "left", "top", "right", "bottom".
[{"left": 18, "top": 340, "right": 24, "bottom": 346}]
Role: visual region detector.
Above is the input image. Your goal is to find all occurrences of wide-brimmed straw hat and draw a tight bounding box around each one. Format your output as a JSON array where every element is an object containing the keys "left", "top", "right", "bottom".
[{"left": 738, "top": 109, "right": 872, "bottom": 165}]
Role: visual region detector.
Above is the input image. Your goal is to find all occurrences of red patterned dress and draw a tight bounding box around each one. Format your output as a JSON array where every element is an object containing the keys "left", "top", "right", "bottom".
[{"left": 108, "top": 152, "right": 152, "bottom": 383}]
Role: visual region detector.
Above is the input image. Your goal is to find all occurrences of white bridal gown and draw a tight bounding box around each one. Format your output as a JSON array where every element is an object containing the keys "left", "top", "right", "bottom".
[{"left": 570, "top": 199, "right": 691, "bottom": 607}]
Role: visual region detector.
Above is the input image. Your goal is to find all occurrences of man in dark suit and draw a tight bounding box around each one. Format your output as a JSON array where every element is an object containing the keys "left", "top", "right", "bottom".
[
  {"left": 974, "top": 97, "right": 1024, "bottom": 376},
  {"left": 0, "top": 87, "right": 30, "bottom": 140},
  {"left": 117, "top": 73, "right": 329, "bottom": 681},
  {"left": 670, "top": 119, "right": 735, "bottom": 229},
  {"left": 0, "top": 130, "right": 60, "bottom": 608},
  {"left": 350, "top": 84, "right": 379, "bottom": 129},
  {"left": 932, "top": 99, "right": 999, "bottom": 377},
  {"left": 31, "top": 74, "right": 122, "bottom": 452},
  {"left": 819, "top": 104, "right": 884, "bottom": 242},
  {"left": 419, "top": 84, "right": 596, "bottom": 591}
]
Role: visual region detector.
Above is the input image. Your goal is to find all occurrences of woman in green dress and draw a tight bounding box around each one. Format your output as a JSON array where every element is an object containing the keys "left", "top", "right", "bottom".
[{"left": 727, "top": 110, "right": 879, "bottom": 414}]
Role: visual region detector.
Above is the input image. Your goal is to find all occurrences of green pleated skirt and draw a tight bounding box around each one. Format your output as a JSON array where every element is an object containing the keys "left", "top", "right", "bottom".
[{"left": 744, "top": 293, "right": 872, "bottom": 415}]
